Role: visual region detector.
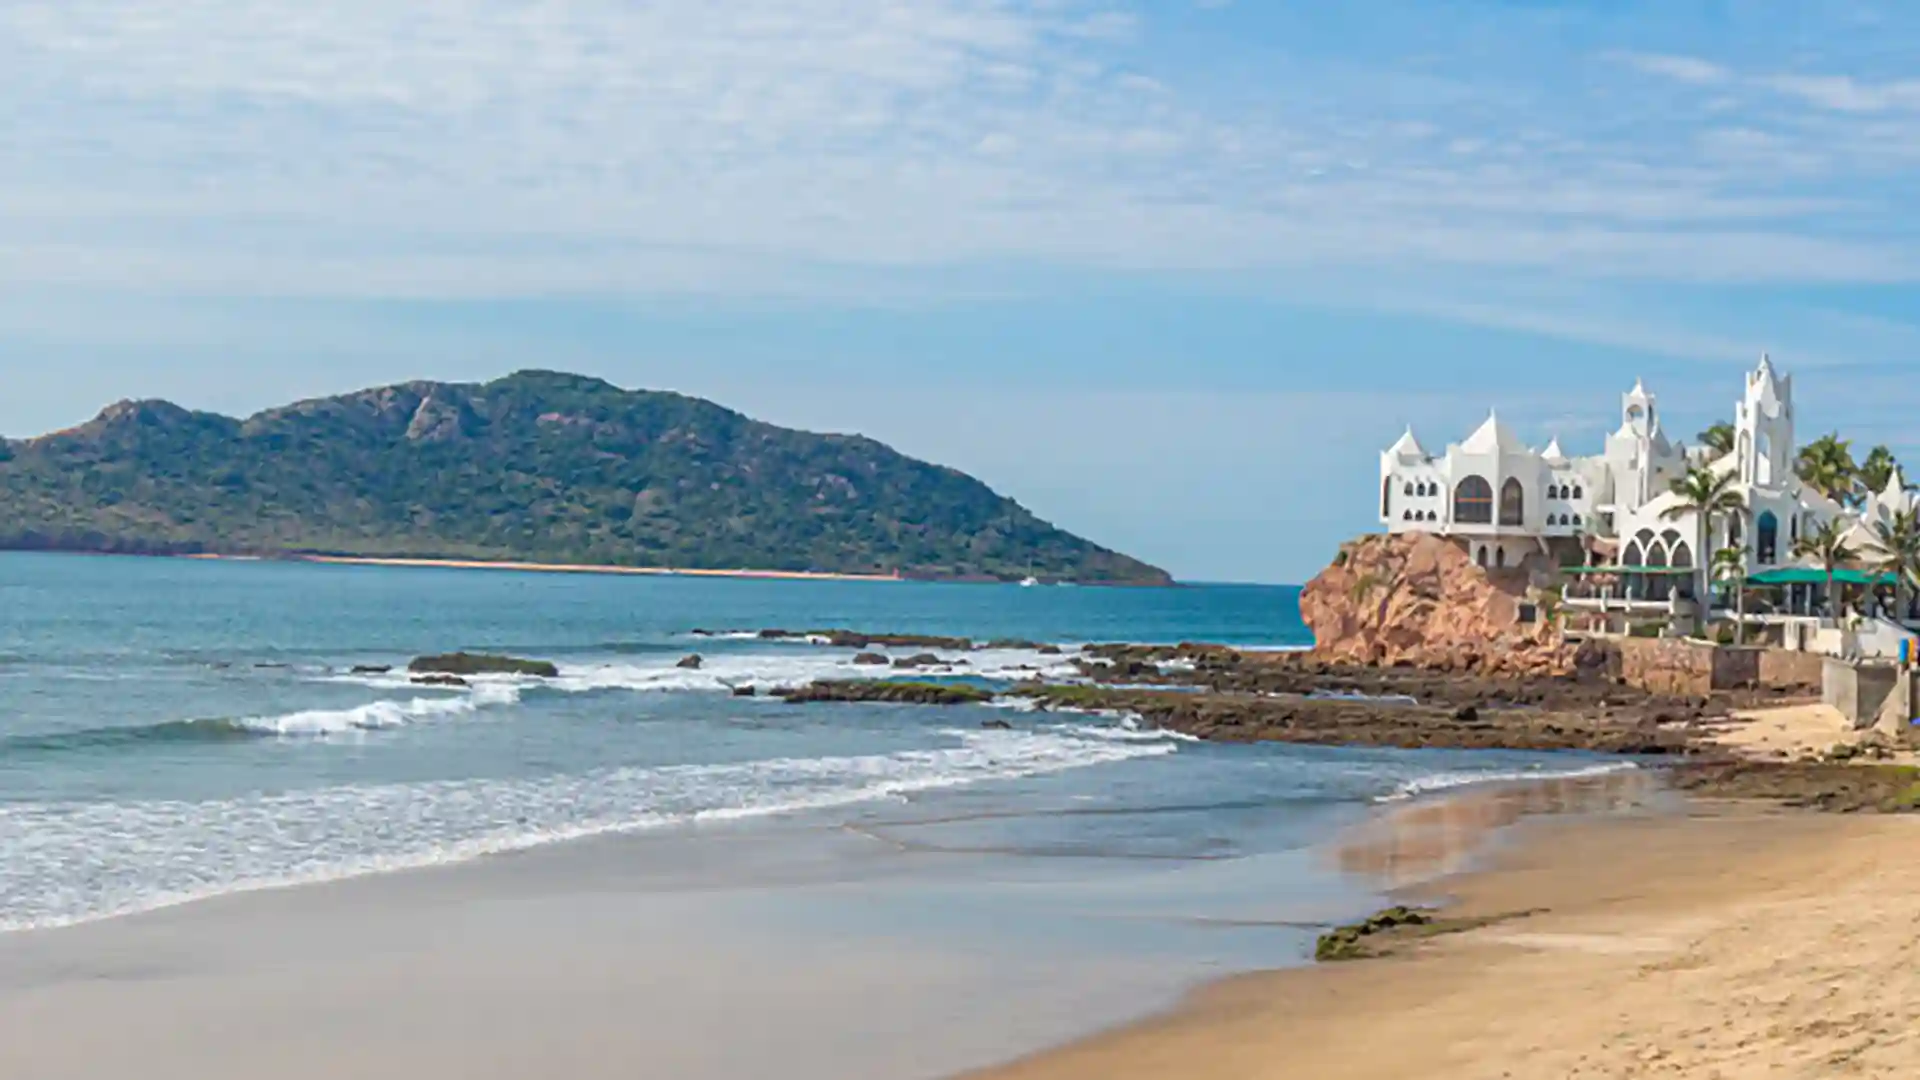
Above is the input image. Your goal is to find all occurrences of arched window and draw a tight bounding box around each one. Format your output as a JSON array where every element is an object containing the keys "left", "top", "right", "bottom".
[
  {"left": 1475, "top": 545, "right": 1489, "bottom": 567},
  {"left": 1495, "top": 546, "right": 1507, "bottom": 567},
  {"left": 1728, "top": 515, "right": 1743, "bottom": 550},
  {"left": 1426, "top": 510, "right": 1439, "bottom": 522},
  {"left": 1623, "top": 541, "right": 1644, "bottom": 568},
  {"left": 1572, "top": 514, "right": 1582, "bottom": 526},
  {"left": 1757, "top": 511, "right": 1779, "bottom": 564},
  {"left": 1404, "top": 482, "right": 1415, "bottom": 497},
  {"left": 1646, "top": 542, "right": 1669, "bottom": 569},
  {"left": 1572, "top": 485, "right": 1583, "bottom": 499},
  {"left": 1670, "top": 542, "right": 1693, "bottom": 570},
  {"left": 1499, "top": 478, "right": 1525, "bottom": 527},
  {"left": 1418, "top": 482, "right": 1430, "bottom": 497},
  {"left": 1402, "top": 510, "right": 1413, "bottom": 521},
  {"left": 1454, "top": 476, "right": 1494, "bottom": 524},
  {"left": 1790, "top": 514, "right": 1799, "bottom": 543},
  {"left": 1382, "top": 477, "right": 1393, "bottom": 518}
]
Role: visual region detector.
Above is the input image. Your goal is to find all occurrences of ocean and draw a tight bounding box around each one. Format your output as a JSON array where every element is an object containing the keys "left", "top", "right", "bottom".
[{"left": 0, "top": 551, "right": 1629, "bottom": 943}]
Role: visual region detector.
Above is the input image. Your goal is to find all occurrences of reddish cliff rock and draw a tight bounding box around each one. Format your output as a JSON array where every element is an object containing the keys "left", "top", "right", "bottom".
[{"left": 1301, "top": 533, "right": 1580, "bottom": 678}]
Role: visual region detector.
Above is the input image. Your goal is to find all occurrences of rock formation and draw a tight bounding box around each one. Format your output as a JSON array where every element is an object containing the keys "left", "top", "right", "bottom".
[{"left": 1300, "top": 533, "right": 1586, "bottom": 678}]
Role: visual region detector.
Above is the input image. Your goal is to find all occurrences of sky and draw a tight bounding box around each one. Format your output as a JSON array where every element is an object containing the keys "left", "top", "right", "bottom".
[{"left": 5, "top": 0, "right": 1920, "bottom": 583}]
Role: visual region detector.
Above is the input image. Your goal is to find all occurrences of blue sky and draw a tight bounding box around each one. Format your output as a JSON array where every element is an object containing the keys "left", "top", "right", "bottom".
[{"left": 5, "top": 0, "right": 1920, "bottom": 583}]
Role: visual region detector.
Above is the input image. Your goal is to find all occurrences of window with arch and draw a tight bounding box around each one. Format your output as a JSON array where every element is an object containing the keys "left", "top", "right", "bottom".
[
  {"left": 1572, "top": 485, "right": 1583, "bottom": 499},
  {"left": 1623, "top": 541, "right": 1644, "bottom": 568},
  {"left": 1728, "top": 515, "right": 1743, "bottom": 549},
  {"left": 1402, "top": 510, "right": 1412, "bottom": 521},
  {"left": 1382, "top": 478, "right": 1393, "bottom": 518},
  {"left": 1670, "top": 542, "right": 1693, "bottom": 570},
  {"left": 1790, "top": 514, "right": 1799, "bottom": 544},
  {"left": 1427, "top": 510, "right": 1438, "bottom": 522},
  {"left": 1475, "top": 545, "right": 1489, "bottom": 568},
  {"left": 1757, "top": 510, "right": 1779, "bottom": 564},
  {"left": 1499, "top": 478, "right": 1525, "bottom": 527},
  {"left": 1495, "top": 546, "right": 1507, "bottom": 568},
  {"left": 1454, "top": 476, "right": 1495, "bottom": 524},
  {"left": 1403, "top": 482, "right": 1415, "bottom": 497},
  {"left": 1572, "top": 514, "right": 1582, "bottom": 526}
]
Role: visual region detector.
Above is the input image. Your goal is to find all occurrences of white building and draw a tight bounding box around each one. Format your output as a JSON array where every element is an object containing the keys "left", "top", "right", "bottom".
[{"left": 1379, "top": 355, "right": 1856, "bottom": 616}]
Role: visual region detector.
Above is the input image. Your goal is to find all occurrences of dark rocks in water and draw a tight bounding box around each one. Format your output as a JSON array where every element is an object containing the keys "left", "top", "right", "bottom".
[
  {"left": 892, "top": 653, "right": 945, "bottom": 669},
  {"left": 408, "top": 652, "right": 559, "bottom": 678},
  {"left": 731, "top": 685, "right": 758, "bottom": 697},
  {"left": 412, "top": 673, "right": 470, "bottom": 688},
  {"left": 776, "top": 681, "right": 994, "bottom": 706},
  {"left": 757, "top": 629, "right": 975, "bottom": 651},
  {"left": 677, "top": 654, "right": 703, "bottom": 670},
  {"left": 254, "top": 662, "right": 290, "bottom": 670},
  {"left": 984, "top": 638, "right": 1041, "bottom": 651},
  {"left": 980, "top": 718, "right": 1014, "bottom": 730},
  {"left": 1037, "top": 645, "right": 1064, "bottom": 656},
  {"left": 690, "top": 629, "right": 714, "bottom": 637},
  {"left": 351, "top": 664, "right": 393, "bottom": 675},
  {"left": 852, "top": 652, "right": 890, "bottom": 666}
]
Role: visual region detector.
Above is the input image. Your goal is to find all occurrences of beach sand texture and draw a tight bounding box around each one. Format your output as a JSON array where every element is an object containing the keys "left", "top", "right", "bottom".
[{"left": 975, "top": 810, "right": 1920, "bottom": 1080}]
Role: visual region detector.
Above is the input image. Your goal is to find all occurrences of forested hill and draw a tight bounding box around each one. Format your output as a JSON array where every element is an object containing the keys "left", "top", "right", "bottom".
[{"left": 0, "top": 370, "right": 1173, "bottom": 585}]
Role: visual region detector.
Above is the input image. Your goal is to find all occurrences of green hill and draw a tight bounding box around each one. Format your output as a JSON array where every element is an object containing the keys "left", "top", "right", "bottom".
[{"left": 0, "top": 371, "right": 1172, "bottom": 585}]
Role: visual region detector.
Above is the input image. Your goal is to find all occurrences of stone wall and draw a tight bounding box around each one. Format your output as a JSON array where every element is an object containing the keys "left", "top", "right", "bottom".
[
  {"left": 1757, "top": 648, "right": 1826, "bottom": 692},
  {"left": 1616, "top": 638, "right": 1718, "bottom": 697}
]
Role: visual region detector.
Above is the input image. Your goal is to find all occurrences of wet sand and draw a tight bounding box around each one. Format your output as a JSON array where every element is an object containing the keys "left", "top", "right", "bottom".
[{"left": 972, "top": 800, "right": 1920, "bottom": 1080}]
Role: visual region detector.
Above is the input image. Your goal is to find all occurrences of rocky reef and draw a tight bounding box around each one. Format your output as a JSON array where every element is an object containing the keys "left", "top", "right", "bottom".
[
  {"left": 774, "top": 680, "right": 995, "bottom": 706},
  {"left": 407, "top": 652, "right": 560, "bottom": 678}
]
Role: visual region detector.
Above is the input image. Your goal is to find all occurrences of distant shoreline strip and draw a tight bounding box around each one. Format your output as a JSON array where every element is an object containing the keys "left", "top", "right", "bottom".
[{"left": 183, "top": 553, "right": 906, "bottom": 583}]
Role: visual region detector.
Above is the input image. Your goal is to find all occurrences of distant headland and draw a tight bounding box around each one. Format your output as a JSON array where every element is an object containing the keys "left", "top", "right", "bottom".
[{"left": 0, "top": 370, "right": 1172, "bottom": 586}]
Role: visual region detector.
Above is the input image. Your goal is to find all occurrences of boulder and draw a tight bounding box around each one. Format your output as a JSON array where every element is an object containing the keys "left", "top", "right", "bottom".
[
  {"left": 350, "top": 664, "right": 392, "bottom": 675},
  {"left": 1299, "top": 533, "right": 1580, "bottom": 679},
  {"left": 852, "top": 652, "right": 890, "bottom": 666},
  {"left": 981, "top": 718, "right": 1014, "bottom": 730},
  {"left": 412, "top": 673, "right": 469, "bottom": 687},
  {"left": 731, "top": 685, "right": 758, "bottom": 697},
  {"left": 892, "top": 653, "right": 945, "bottom": 669},
  {"left": 676, "top": 654, "right": 703, "bottom": 670}
]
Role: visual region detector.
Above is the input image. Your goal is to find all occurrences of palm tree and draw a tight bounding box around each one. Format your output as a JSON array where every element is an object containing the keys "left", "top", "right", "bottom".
[
  {"left": 1698, "top": 422, "right": 1736, "bottom": 458},
  {"left": 1869, "top": 507, "right": 1920, "bottom": 623},
  {"left": 1664, "top": 465, "right": 1745, "bottom": 612},
  {"left": 1859, "top": 445, "right": 1908, "bottom": 502},
  {"left": 1712, "top": 545, "right": 1748, "bottom": 643},
  {"left": 1793, "top": 518, "right": 1859, "bottom": 620},
  {"left": 1796, "top": 433, "right": 1858, "bottom": 504}
]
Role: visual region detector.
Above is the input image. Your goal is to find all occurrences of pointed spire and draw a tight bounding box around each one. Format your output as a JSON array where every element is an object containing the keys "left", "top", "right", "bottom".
[
  {"left": 1460, "top": 410, "right": 1525, "bottom": 455},
  {"left": 1885, "top": 465, "right": 1906, "bottom": 501},
  {"left": 1541, "top": 436, "right": 1567, "bottom": 463},
  {"left": 1387, "top": 426, "right": 1427, "bottom": 460}
]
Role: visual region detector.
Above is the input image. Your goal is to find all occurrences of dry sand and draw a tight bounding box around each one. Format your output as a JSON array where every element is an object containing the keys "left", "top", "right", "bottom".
[
  {"left": 973, "top": 808, "right": 1920, "bottom": 1080},
  {"left": 1703, "top": 701, "right": 1919, "bottom": 765}
]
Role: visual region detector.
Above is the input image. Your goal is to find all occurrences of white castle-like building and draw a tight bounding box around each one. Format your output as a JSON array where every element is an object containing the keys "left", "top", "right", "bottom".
[{"left": 1378, "top": 355, "right": 1911, "bottom": 621}]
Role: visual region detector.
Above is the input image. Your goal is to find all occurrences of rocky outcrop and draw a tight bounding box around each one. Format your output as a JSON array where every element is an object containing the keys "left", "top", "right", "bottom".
[
  {"left": 676, "top": 654, "right": 703, "bottom": 669},
  {"left": 776, "top": 681, "right": 994, "bottom": 706},
  {"left": 408, "top": 652, "right": 560, "bottom": 678},
  {"left": 1300, "top": 533, "right": 1583, "bottom": 679}
]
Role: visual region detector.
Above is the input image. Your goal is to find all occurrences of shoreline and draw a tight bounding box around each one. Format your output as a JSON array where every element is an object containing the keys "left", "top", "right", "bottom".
[
  {"left": 967, "top": 794, "right": 1920, "bottom": 1079},
  {"left": 196, "top": 552, "right": 910, "bottom": 582}
]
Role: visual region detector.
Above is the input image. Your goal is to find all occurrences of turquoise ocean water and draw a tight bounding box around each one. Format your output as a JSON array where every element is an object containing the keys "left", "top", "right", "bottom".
[{"left": 0, "top": 552, "right": 1627, "bottom": 937}]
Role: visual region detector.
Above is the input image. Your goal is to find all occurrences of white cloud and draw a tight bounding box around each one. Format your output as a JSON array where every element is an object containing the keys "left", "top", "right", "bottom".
[
  {"left": 1610, "top": 52, "right": 1730, "bottom": 85},
  {"left": 1, "top": 1, "right": 1917, "bottom": 301}
]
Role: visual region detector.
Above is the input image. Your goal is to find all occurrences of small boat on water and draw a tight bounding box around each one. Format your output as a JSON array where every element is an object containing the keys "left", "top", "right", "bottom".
[{"left": 1019, "top": 575, "right": 1039, "bottom": 588}]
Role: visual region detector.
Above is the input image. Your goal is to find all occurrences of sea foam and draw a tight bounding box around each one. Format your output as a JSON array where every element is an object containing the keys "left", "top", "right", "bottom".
[{"left": 0, "top": 725, "right": 1175, "bottom": 933}]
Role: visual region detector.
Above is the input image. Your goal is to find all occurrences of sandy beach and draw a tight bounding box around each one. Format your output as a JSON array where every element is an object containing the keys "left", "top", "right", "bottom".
[{"left": 975, "top": 802, "right": 1920, "bottom": 1080}]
